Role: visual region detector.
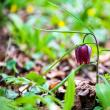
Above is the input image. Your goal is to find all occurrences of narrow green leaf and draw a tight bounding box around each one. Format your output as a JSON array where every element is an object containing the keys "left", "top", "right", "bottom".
[
  {"left": 9, "top": 14, "right": 23, "bottom": 30},
  {"left": 63, "top": 71, "right": 75, "bottom": 110}
]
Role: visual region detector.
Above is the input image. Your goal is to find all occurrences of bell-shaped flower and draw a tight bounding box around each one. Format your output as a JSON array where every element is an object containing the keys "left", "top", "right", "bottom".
[{"left": 75, "top": 44, "right": 92, "bottom": 64}]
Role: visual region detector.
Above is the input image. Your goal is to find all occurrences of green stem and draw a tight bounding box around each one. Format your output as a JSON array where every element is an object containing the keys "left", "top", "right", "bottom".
[
  {"left": 35, "top": 28, "right": 90, "bottom": 34},
  {"left": 49, "top": 64, "right": 84, "bottom": 93},
  {"left": 83, "top": 33, "right": 99, "bottom": 83},
  {"left": 101, "top": 49, "right": 110, "bottom": 51}
]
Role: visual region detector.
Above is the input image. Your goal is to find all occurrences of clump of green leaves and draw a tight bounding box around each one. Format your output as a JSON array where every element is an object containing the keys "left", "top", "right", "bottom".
[{"left": 0, "top": 71, "right": 62, "bottom": 110}]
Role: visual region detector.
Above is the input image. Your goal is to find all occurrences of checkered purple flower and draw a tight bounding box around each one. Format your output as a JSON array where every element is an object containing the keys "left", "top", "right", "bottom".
[{"left": 75, "top": 44, "right": 92, "bottom": 64}]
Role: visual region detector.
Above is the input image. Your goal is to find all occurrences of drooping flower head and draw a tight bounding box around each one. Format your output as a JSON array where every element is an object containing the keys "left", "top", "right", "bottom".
[{"left": 75, "top": 44, "right": 92, "bottom": 65}]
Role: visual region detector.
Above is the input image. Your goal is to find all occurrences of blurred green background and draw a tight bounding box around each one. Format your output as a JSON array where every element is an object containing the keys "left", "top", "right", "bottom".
[{"left": 1, "top": 0, "right": 110, "bottom": 60}]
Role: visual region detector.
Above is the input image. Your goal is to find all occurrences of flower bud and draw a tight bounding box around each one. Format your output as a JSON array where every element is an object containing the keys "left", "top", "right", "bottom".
[{"left": 75, "top": 44, "right": 92, "bottom": 64}]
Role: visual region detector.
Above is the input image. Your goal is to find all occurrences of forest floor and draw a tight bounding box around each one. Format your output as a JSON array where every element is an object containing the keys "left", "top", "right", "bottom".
[{"left": 0, "top": 28, "right": 110, "bottom": 110}]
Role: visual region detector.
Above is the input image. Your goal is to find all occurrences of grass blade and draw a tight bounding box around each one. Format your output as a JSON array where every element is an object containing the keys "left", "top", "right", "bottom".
[{"left": 63, "top": 70, "right": 76, "bottom": 110}]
